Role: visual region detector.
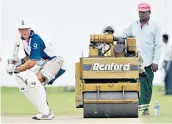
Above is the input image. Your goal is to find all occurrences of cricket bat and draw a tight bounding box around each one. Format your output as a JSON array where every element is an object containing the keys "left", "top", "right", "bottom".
[
  {"left": 12, "top": 32, "right": 21, "bottom": 58},
  {"left": 7, "top": 32, "right": 21, "bottom": 75}
]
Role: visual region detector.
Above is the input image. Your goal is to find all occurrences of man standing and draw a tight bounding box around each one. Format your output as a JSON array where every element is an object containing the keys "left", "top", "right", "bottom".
[
  {"left": 160, "top": 34, "right": 172, "bottom": 94},
  {"left": 123, "top": 3, "right": 162, "bottom": 116},
  {"left": 7, "top": 20, "right": 66, "bottom": 120}
]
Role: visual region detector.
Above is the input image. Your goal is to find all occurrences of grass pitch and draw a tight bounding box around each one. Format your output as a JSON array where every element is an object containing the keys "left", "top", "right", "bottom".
[
  {"left": 1, "top": 85, "right": 172, "bottom": 123},
  {"left": 140, "top": 86, "right": 172, "bottom": 123},
  {"left": 1, "top": 86, "right": 81, "bottom": 116}
]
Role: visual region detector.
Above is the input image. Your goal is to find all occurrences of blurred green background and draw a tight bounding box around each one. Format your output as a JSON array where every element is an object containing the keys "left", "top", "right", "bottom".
[{"left": 1, "top": 85, "right": 172, "bottom": 123}]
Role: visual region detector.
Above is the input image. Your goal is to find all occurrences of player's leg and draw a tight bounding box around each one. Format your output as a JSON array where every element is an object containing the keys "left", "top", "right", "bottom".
[
  {"left": 36, "top": 70, "right": 47, "bottom": 110},
  {"left": 30, "top": 85, "right": 54, "bottom": 120},
  {"left": 31, "top": 56, "right": 65, "bottom": 119},
  {"left": 38, "top": 56, "right": 64, "bottom": 85},
  {"left": 35, "top": 66, "right": 66, "bottom": 117},
  {"left": 30, "top": 55, "right": 64, "bottom": 119},
  {"left": 28, "top": 65, "right": 55, "bottom": 120},
  {"left": 15, "top": 70, "right": 54, "bottom": 120}
]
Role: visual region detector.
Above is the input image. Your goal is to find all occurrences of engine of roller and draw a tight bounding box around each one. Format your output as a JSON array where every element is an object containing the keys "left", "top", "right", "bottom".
[{"left": 75, "top": 32, "right": 142, "bottom": 118}]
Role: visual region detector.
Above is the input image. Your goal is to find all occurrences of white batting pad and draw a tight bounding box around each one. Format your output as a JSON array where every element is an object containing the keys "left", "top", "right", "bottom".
[
  {"left": 40, "top": 56, "right": 64, "bottom": 83},
  {"left": 15, "top": 70, "right": 50, "bottom": 115}
]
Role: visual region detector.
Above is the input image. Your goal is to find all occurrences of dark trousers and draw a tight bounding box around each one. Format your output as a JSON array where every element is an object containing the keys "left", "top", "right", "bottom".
[
  {"left": 164, "top": 61, "right": 172, "bottom": 95},
  {"left": 139, "top": 65, "right": 154, "bottom": 110}
]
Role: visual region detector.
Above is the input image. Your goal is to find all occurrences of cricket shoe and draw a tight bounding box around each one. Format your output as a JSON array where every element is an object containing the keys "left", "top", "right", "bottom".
[
  {"left": 142, "top": 109, "right": 150, "bottom": 116},
  {"left": 32, "top": 110, "right": 55, "bottom": 120}
]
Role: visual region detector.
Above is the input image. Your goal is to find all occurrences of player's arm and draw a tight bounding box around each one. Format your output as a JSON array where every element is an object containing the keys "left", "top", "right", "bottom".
[
  {"left": 22, "top": 55, "right": 30, "bottom": 62},
  {"left": 16, "top": 38, "right": 41, "bottom": 73},
  {"left": 16, "top": 59, "right": 37, "bottom": 72}
]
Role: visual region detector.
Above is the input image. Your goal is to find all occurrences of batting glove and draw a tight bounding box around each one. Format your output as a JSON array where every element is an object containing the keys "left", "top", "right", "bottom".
[
  {"left": 6, "top": 63, "right": 18, "bottom": 75},
  {"left": 7, "top": 57, "right": 25, "bottom": 67}
]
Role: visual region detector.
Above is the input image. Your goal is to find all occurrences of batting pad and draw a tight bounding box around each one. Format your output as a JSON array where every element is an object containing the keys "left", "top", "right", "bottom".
[
  {"left": 15, "top": 70, "right": 50, "bottom": 115},
  {"left": 41, "top": 56, "right": 64, "bottom": 84}
]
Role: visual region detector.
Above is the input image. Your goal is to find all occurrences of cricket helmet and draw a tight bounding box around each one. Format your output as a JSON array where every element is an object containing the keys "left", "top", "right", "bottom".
[{"left": 18, "top": 20, "right": 32, "bottom": 29}]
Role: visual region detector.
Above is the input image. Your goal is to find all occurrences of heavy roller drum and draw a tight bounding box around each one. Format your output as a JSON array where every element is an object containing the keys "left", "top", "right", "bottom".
[{"left": 83, "top": 91, "right": 138, "bottom": 118}]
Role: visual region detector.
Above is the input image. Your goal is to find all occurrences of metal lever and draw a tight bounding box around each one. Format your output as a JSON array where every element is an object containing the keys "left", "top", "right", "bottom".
[
  {"left": 122, "top": 85, "right": 125, "bottom": 101},
  {"left": 96, "top": 85, "right": 100, "bottom": 101}
]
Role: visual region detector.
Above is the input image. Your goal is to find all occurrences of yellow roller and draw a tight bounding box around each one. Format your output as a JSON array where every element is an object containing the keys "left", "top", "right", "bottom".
[{"left": 75, "top": 33, "right": 143, "bottom": 118}]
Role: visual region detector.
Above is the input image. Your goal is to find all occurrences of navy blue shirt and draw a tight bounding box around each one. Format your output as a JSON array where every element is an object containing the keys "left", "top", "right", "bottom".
[{"left": 22, "top": 30, "right": 56, "bottom": 60}]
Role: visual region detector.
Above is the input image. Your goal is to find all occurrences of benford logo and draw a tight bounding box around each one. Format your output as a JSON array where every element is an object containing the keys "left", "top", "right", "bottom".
[{"left": 92, "top": 63, "right": 131, "bottom": 71}]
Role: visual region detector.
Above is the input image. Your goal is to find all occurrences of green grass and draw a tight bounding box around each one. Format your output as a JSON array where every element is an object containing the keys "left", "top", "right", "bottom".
[
  {"left": 1, "top": 86, "right": 172, "bottom": 123},
  {"left": 140, "top": 85, "right": 172, "bottom": 123},
  {"left": 1, "top": 86, "right": 82, "bottom": 116}
]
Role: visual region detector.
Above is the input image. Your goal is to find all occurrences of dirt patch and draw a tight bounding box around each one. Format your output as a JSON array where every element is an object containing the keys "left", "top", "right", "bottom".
[{"left": 1, "top": 116, "right": 141, "bottom": 124}]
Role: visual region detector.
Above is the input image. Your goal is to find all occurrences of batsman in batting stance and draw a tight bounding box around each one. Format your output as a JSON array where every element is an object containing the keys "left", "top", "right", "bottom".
[{"left": 6, "top": 20, "right": 65, "bottom": 120}]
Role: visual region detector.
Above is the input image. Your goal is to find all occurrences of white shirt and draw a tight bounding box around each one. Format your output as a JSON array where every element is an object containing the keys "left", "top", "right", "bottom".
[
  {"left": 123, "top": 20, "right": 162, "bottom": 67},
  {"left": 22, "top": 39, "right": 31, "bottom": 55},
  {"left": 161, "top": 41, "right": 172, "bottom": 61},
  {"left": 158, "top": 38, "right": 172, "bottom": 68}
]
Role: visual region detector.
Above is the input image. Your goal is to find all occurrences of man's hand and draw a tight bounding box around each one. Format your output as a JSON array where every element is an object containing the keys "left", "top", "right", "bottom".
[
  {"left": 7, "top": 57, "right": 25, "bottom": 67},
  {"left": 6, "top": 63, "right": 18, "bottom": 75},
  {"left": 151, "top": 63, "right": 158, "bottom": 72}
]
